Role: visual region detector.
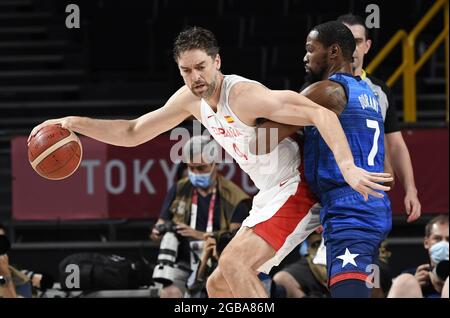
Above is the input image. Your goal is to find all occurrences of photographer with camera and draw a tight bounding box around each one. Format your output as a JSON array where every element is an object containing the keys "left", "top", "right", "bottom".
[
  {"left": 388, "top": 215, "right": 449, "bottom": 298},
  {"left": 0, "top": 223, "right": 17, "bottom": 298},
  {"left": 150, "top": 136, "right": 250, "bottom": 298},
  {"left": 1, "top": 223, "right": 54, "bottom": 298}
]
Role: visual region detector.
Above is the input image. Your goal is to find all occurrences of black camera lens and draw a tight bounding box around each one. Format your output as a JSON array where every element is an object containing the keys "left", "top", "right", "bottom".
[
  {"left": 155, "top": 221, "right": 176, "bottom": 236},
  {"left": 435, "top": 260, "right": 449, "bottom": 281},
  {"left": 0, "top": 235, "right": 10, "bottom": 255}
]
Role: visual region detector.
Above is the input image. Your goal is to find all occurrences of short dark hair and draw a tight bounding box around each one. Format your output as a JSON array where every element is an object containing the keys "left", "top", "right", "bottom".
[
  {"left": 312, "top": 21, "right": 356, "bottom": 62},
  {"left": 337, "top": 13, "right": 369, "bottom": 40},
  {"left": 425, "top": 215, "right": 449, "bottom": 237},
  {"left": 173, "top": 26, "right": 220, "bottom": 62}
]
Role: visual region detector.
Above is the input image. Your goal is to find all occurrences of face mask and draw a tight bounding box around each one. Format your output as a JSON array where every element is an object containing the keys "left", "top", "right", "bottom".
[
  {"left": 429, "top": 240, "right": 449, "bottom": 264},
  {"left": 188, "top": 169, "right": 213, "bottom": 189}
]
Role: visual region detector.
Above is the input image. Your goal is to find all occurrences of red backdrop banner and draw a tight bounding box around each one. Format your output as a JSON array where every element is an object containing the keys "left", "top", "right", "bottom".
[
  {"left": 11, "top": 128, "right": 448, "bottom": 221},
  {"left": 12, "top": 134, "right": 256, "bottom": 220}
]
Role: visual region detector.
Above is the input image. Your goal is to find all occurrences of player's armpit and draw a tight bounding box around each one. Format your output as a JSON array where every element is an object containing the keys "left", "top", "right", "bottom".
[
  {"left": 249, "top": 120, "right": 300, "bottom": 155},
  {"left": 233, "top": 85, "right": 326, "bottom": 127}
]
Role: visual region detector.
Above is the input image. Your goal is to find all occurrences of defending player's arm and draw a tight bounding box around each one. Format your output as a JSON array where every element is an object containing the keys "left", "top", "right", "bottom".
[
  {"left": 234, "top": 83, "right": 392, "bottom": 200},
  {"left": 28, "top": 86, "right": 195, "bottom": 147},
  {"left": 252, "top": 81, "right": 345, "bottom": 154}
]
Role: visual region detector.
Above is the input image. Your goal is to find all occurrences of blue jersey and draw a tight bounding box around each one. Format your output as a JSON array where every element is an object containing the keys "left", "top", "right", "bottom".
[
  {"left": 304, "top": 73, "right": 392, "bottom": 292},
  {"left": 304, "top": 73, "right": 391, "bottom": 240},
  {"left": 304, "top": 73, "right": 385, "bottom": 198}
]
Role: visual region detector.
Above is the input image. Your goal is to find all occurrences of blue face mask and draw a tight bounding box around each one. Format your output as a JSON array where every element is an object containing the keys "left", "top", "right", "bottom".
[
  {"left": 188, "top": 169, "right": 213, "bottom": 189},
  {"left": 429, "top": 240, "right": 449, "bottom": 264}
]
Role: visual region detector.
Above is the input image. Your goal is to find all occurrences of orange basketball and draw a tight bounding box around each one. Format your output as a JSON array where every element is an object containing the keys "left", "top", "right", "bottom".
[{"left": 28, "top": 125, "right": 83, "bottom": 180}]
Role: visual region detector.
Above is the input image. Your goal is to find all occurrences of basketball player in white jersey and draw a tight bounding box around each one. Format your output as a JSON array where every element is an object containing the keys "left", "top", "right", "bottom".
[{"left": 29, "top": 27, "right": 392, "bottom": 297}]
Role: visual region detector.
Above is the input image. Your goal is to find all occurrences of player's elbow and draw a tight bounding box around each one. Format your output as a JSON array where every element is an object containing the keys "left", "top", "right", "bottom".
[
  {"left": 312, "top": 106, "right": 336, "bottom": 128},
  {"left": 123, "top": 120, "right": 142, "bottom": 147}
]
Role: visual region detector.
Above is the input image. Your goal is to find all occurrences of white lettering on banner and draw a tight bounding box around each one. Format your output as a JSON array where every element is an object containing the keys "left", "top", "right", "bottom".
[
  {"left": 105, "top": 160, "right": 126, "bottom": 194},
  {"left": 79, "top": 158, "right": 256, "bottom": 196},
  {"left": 133, "top": 160, "right": 155, "bottom": 194},
  {"left": 160, "top": 160, "right": 179, "bottom": 190},
  {"left": 81, "top": 160, "right": 101, "bottom": 195}
]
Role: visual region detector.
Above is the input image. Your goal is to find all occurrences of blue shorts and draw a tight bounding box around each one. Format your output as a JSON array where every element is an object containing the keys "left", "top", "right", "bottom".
[
  {"left": 326, "top": 235, "right": 381, "bottom": 287},
  {"left": 319, "top": 187, "right": 392, "bottom": 287}
]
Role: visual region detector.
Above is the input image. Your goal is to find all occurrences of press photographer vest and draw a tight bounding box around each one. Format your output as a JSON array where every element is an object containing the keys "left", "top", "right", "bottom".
[{"left": 169, "top": 174, "right": 249, "bottom": 239}]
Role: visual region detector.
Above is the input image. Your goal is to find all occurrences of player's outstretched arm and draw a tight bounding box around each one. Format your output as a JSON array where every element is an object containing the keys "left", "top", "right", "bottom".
[
  {"left": 236, "top": 83, "right": 393, "bottom": 201},
  {"left": 28, "top": 86, "right": 194, "bottom": 147}
]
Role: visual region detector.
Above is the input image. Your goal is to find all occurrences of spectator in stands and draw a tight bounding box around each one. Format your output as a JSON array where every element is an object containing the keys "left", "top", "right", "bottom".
[
  {"left": 337, "top": 14, "right": 421, "bottom": 223},
  {"left": 0, "top": 223, "right": 53, "bottom": 298},
  {"left": 150, "top": 136, "right": 250, "bottom": 298},
  {"left": 273, "top": 230, "right": 328, "bottom": 298},
  {"left": 186, "top": 229, "right": 237, "bottom": 298},
  {"left": 388, "top": 215, "right": 449, "bottom": 298},
  {"left": 0, "top": 223, "right": 17, "bottom": 298}
]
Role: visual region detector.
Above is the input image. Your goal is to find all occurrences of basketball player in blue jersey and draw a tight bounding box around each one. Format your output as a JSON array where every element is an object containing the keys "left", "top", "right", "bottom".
[
  {"left": 255, "top": 21, "right": 391, "bottom": 297},
  {"left": 29, "top": 26, "right": 393, "bottom": 298}
]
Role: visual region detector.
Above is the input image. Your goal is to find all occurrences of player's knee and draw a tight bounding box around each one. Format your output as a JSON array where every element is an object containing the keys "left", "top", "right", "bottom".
[
  {"left": 388, "top": 274, "right": 422, "bottom": 298},
  {"left": 160, "top": 284, "right": 183, "bottom": 298},
  {"left": 218, "top": 249, "right": 242, "bottom": 273},
  {"left": 206, "top": 268, "right": 224, "bottom": 296},
  {"left": 392, "top": 274, "right": 419, "bottom": 290},
  {"left": 273, "top": 271, "right": 296, "bottom": 288},
  {"left": 442, "top": 277, "right": 449, "bottom": 298},
  {"left": 273, "top": 271, "right": 302, "bottom": 297}
]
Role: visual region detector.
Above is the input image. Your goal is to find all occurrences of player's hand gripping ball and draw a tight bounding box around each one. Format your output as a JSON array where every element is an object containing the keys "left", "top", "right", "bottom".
[{"left": 28, "top": 125, "right": 82, "bottom": 180}]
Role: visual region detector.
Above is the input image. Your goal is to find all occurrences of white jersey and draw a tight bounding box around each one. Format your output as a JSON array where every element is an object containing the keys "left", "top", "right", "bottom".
[
  {"left": 200, "top": 74, "right": 301, "bottom": 191},
  {"left": 200, "top": 75, "right": 321, "bottom": 273}
]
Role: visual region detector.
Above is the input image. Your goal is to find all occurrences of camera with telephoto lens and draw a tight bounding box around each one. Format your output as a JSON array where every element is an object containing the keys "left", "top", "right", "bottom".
[
  {"left": 0, "top": 235, "right": 11, "bottom": 287},
  {"left": 152, "top": 222, "right": 191, "bottom": 286},
  {"left": 432, "top": 260, "right": 449, "bottom": 281},
  {"left": 155, "top": 221, "right": 178, "bottom": 236},
  {"left": 0, "top": 235, "right": 10, "bottom": 255}
]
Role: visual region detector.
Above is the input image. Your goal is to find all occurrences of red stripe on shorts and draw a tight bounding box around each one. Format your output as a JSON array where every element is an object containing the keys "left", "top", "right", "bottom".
[
  {"left": 329, "top": 272, "right": 369, "bottom": 287},
  {"left": 253, "top": 181, "right": 317, "bottom": 251}
]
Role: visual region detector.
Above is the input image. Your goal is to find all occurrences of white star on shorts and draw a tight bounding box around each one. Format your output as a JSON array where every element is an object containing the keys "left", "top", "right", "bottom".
[{"left": 336, "top": 248, "right": 359, "bottom": 268}]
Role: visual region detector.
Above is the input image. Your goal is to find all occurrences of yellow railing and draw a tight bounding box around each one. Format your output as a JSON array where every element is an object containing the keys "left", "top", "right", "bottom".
[{"left": 366, "top": 0, "right": 449, "bottom": 123}]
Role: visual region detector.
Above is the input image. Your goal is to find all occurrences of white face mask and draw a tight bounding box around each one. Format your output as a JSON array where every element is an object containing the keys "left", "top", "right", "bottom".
[{"left": 429, "top": 240, "right": 449, "bottom": 264}]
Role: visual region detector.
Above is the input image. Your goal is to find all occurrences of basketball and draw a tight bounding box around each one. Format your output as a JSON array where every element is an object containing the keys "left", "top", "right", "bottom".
[{"left": 28, "top": 125, "right": 83, "bottom": 180}]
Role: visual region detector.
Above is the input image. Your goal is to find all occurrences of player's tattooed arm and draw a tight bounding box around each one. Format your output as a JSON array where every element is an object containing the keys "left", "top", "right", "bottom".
[{"left": 250, "top": 80, "right": 346, "bottom": 155}]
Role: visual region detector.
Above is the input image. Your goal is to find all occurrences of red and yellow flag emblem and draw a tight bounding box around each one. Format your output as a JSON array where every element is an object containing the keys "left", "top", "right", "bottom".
[{"left": 224, "top": 115, "right": 234, "bottom": 123}]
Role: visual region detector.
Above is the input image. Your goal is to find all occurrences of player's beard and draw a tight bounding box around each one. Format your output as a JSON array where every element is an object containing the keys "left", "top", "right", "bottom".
[
  {"left": 191, "top": 79, "right": 216, "bottom": 99},
  {"left": 304, "top": 68, "right": 325, "bottom": 87}
]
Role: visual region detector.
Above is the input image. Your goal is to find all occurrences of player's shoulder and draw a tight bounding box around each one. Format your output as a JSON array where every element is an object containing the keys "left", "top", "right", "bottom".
[
  {"left": 170, "top": 85, "right": 201, "bottom": 108},
  {"left": 302, "top": 80, "right": 344, "bottom": 95},
  {"left": 228, "top": 80, "right": 268, "bottom": 103}
]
